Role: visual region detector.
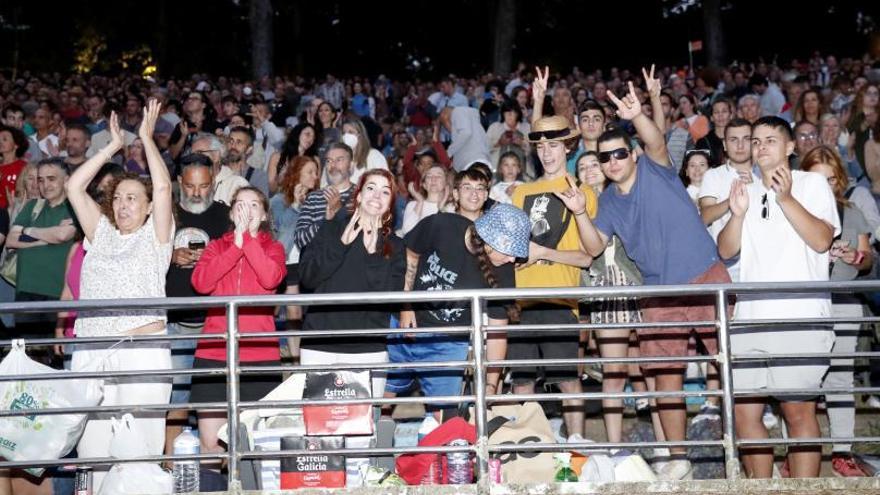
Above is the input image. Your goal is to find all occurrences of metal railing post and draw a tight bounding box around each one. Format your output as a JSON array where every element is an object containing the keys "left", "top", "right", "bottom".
[
  {"left": 225, "top": 302, "right": 241, "bottom": 492},
  {"left": 716, "top": 289, "right": 740, "bottom": 479},
  {"left": 471, "top": 295, "right": 489, "bottom": 485}
]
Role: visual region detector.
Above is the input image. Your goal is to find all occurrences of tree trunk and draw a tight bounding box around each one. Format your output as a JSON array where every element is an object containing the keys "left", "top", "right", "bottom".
[
  {"left": 291, "top": 0, "right": 304, "bottom": 75},
  {"left": 701, "top": 0, "right": 725, "bottom": 68},
  {"left": 250, "top": 0, "right": 274, "bottom": 79},
  {"left": 492, "top": 0, "right": 516, "bottom": 76}
]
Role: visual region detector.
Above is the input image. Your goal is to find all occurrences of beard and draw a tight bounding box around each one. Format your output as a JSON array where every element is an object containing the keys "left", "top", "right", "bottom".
[
  {"left": 225, "top": 150, "right": 244, "bottom": 164},
  {"left": 180, "top": 194, "right": 212, "bottom": 214}
]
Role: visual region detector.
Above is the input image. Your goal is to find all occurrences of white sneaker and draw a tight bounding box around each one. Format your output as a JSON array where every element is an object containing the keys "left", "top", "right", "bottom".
[
  {"left": 657, "top": 459, "right": 693, "bottom": 480},
  {"left": 867, "top": 395, "right": 880, "bottom": 409},
  {"left": 762, "top": 405, "right": 778, "bottom": 430},
  {"left": 651, "top": 447, "right": 671, "bottom": 472}
]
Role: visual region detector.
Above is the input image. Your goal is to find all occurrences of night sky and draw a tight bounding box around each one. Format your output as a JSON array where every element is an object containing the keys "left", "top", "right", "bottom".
[{"left": 1, "top": 0, "right": 878, "bottom": 79}]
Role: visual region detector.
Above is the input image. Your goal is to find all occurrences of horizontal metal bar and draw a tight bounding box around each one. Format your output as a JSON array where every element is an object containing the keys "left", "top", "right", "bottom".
[
  {"left": 731, "top": 316, "right": 880, "bottom": 327},
  {"left": 486, "top": 321, "right": 715, "bottom": 333},
  {"left": 0, "top": 367, "right": 229, "bottom": 383},
  {"left": 1, "top": 280, "right": 879, "bottom": 315},
  {"left": 240, "top": 360, "right": 472, "bottom": 374},
  {"left": 734, "top": 386, "right": 880, "bottom": 397},
  {"left": 243, "top": 326, "right": 472, "bottom": 339},
  {"left": 236, "top": 395, "right": 476, "bottom": 409},
  {"left": 737, "top": 437, "right": 880, "bottom": 447},
  {"left": 487, "top": 390, "right": 722, "bottom": 402},
  {"left": 489, "top": 440, "right": 723, "bottom": 452},
  {"left": 734, "top": 352, "right": 880, "bottom": 362},
  {"left": 488, "top": 355, "right": 719, "bottom": 368},
  {"left": 239, "top": 445, "right": 475, "bottom": 459},
  {"left": 0, "top": 452, "right": 228, "bottom": 470},
  {"left": 0, "top": 401, "right": 228, "bottom": 418}
]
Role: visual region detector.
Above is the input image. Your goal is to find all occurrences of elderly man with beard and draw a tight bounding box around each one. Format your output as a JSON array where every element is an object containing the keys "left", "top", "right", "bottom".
[
  {"left": 163, "top": 153, "right": 230, "bottom": 458},
  {"left": 294, "top": 142, "right": 355, "bottom": 251}
]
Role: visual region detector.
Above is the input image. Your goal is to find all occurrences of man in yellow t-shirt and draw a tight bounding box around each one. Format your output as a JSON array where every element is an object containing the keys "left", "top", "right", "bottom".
[{"left": 510, "top": 115, "right": 597, "bottom": 440}]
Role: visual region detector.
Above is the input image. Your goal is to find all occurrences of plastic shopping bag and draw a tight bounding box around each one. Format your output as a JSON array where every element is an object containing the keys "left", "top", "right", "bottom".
[
  {"left": 98, "top": 463, "right": 172, "bottom": 495},
  {"left": 0, "top": 340, "right": 102, "bottom": 476},
  {"left": 98, "top": 414, "right": 173, "bottom": 494}
]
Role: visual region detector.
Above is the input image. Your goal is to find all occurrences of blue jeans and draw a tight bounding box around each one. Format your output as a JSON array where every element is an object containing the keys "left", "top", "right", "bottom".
[
  {"left": 168, "top": 321, "right": 202, "bottom": 404},
  {"left": 386, "top": 336, "right": 469, "bottom": 408}
]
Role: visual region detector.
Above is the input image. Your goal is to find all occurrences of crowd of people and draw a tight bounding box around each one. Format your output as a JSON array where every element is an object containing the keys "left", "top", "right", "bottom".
[{"left": 1, "top": 48, "right": 880, "bottom": 491}]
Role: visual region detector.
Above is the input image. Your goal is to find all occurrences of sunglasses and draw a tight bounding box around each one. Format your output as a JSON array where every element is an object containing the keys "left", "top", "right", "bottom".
[
  {"left": 527, "top": 128, "right": 572, "bottom": 141},
  {"left": 761, "top": 193, "right": 769, "bottom": 220},
  {"left": 597, "top": 148, "right": 630, "bottom": 164}
]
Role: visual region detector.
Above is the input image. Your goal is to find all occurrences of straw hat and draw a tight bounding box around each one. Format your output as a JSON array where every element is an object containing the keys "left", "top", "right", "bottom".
[{"left": 527, "top": 115, "right": 580, "bottom": 143}]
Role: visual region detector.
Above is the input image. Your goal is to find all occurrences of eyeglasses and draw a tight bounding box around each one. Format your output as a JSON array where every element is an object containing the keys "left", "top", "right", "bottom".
[
  {"left": 796, "top": 132, "right": 818, "bottom": 141},
  {"left": 597, "top": 148, "right": 630, "bottom": 164},
  {"left": 761, "top": 193, "right": 769, "bottom": 220},
  {"left": 458, "top": 184, "right": 488, "bottom": 195},
  {"left": 324, "top": 156, "right": 349, "bottom": 165}
]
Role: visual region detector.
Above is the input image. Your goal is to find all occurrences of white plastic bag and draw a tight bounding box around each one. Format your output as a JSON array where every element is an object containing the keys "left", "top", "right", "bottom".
[
  {"left": 99, "top": 463, "right": 172, "bottom": 495},
  {"left": 108, "top": 413, "right": 149, "bottom": 458},
  {"left": 98, "top": 414, "right": 172, "bottom": 494},
  {"left": 0, "top": 340, "right": 102, "bottom": 476}
]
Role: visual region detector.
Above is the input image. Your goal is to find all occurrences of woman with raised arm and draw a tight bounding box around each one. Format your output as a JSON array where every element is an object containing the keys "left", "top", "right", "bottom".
[{"left": 66, "top": 100, "right": 175, "bottom": 492}]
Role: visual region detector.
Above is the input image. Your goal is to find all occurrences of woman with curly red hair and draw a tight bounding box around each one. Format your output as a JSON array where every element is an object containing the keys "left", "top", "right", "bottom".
[
  {"left": 269, "top": 155, "right": 320, "bottom": 356},
  {"left": 298, "top": 168, "right": 405, "bottom": 398}
]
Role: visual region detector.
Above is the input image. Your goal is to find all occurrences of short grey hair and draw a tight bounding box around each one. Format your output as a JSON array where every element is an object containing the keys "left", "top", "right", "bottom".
[
  {"left": 737, "top": 94, "right": 760, "bottom": 108},
  {"left": 192, "top": 132, "right": 226, "bottom": 155}
]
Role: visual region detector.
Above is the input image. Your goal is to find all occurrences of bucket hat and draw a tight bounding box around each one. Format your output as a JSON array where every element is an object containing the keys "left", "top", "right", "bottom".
[{"left": 474, "top": 203, "right": 530, "bottom": 259}]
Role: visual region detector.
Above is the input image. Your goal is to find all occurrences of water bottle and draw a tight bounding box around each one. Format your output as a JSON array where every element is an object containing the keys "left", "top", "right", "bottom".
[
  {"left": 172, "top": 427, "right": 200, "bottom": 494},
  {"left": 446, "top": 439, "right": 473, "bottom": 484},
  {"left": 418, "top": 415, "right": 441, "bottom": 485}
]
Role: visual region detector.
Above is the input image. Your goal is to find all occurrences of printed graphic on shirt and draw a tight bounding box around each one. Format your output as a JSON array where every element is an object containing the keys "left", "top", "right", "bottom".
[
  {"left": 415, "top": 251, "right": 463, "bottom": 323},
  {"left": 522, "top": 192, "right": 569, "bottom": 249},
  {"left": 174, "top": 227, "right": 210, "bottom": 249}
]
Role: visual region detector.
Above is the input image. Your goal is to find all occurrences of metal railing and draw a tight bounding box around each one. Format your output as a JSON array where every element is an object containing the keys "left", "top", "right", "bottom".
[{"left": 1, "top": 280, "right": 880, "bottom": 492}]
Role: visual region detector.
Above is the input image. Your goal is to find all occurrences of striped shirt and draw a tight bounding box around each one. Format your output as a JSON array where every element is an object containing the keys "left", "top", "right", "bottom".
[{"left": 293, "top": 187, "right": 354, "bottom": 252}]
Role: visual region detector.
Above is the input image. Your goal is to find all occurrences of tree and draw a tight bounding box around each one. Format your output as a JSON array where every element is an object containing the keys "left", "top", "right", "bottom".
[
  {"left": 249, "top": 0, "right": 273, "bottom": 79},
  {"left": 492, "top": 0, "right": 516, "bottom": 75},
  {"left": 701, "top": 0, "right": 725, "bottom": 67}
]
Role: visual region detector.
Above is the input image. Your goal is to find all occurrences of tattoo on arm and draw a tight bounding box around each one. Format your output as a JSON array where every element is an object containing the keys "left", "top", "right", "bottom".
[{"left": 404, "top": 249, "right": 420, "bottom": 291}]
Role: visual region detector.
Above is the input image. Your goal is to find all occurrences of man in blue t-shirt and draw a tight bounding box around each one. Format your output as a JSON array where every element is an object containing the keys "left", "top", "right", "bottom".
[{"left": 575, "top": 77, "right": 731, "bottom": 481}]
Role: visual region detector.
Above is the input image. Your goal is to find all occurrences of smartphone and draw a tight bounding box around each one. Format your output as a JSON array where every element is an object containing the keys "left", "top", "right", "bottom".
[{"left": 189, "top": 240, "right": 206, "bottom": 250}]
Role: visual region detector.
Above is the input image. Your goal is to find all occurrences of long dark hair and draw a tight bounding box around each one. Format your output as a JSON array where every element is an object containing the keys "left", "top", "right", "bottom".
[
  {"left": 348, "top": 168, "right": 398, "bottom": 259},
  {"left": 279, "top": 122, "right": 320, "bottom": 168},
  {"left": 465, "top": 225, "right": 519, "bottom": 321}
]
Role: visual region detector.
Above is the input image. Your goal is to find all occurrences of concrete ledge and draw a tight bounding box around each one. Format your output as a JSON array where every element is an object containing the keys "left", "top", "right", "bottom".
[{"left": 202, "top": 477, "right": 880, "bottom": 494}]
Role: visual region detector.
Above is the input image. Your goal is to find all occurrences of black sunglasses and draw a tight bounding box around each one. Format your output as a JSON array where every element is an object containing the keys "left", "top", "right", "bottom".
[
  {"left": 597, "top": 148, "right": 630, "bottom": 164},
  {"left": 761, "top": 193, "right": 769, "bottom": 219},
  {"left": 527, "top": 128, "right": 572, "bottom": 141}
]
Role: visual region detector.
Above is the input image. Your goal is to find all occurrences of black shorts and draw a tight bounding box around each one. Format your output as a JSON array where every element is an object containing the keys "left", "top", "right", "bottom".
[
  {"left": 189, "top": 358, "right": 282, "bottom": 405},
  {"left": 507, "top": 304, "right": 580, "bottom": 385},
  {"left": 285, "top": 263, "right": 299, "bottom": 287}
]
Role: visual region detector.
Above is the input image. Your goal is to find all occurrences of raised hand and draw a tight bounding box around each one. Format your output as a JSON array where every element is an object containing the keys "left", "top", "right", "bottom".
[
  {"left": 606, "top": 81, "right": 643, "bottom": 121},
  {"left": 362, "top": 214, "right": 380, "bottom": 254},
  {"left": 139, "top": 98, "right": 162, "bottom": 141},
  {"left": 341, "top": 209, "right": 363, "bottom": 245},
  {"left": 642, "top": 64, "right": 661, "bottom": 99},
  {"left": 407, "top": 181, "right": 424, "bottom": 203},
  {"left": 552, "top": 175, "right": 587, "bottom": 215},
  {"left": 108, "top": 111, "right": 125, "bottom": 151},
  {"left": 324, "top": 187, "right": 342, "bottom": 220},
  {"left": 770, "top": 166, "right": 793, "bottom": 203},
  {"left": 728, "top": 180, "right": 750, "bottom": 217},
  {"left": 532, "top": 66, "right": 550, "bottom": 103}
]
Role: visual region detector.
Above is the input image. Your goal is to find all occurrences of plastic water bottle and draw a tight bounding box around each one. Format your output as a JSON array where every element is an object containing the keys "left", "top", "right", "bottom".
[
  {"left": 172, "top": 427, "right": 200, "bottom": 494},
  {"left": 418, "top": 415, "right": 441, "bottom": 485},
  {"left": 446, "top": 439, "right": 473, "bottom": 484}
]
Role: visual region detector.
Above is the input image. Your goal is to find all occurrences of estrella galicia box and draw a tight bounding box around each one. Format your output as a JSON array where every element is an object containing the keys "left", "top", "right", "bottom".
[
  {"left": 280, "top": 436, "right": 345, "bottom": 489},
  {"left": 302, "top": 371, "right": 372, "bottom": 435}
]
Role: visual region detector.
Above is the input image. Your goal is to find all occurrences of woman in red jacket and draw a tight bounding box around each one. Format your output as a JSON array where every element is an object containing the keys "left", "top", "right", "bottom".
[{"left": 191, "top": 186, "right": 286, "bottom": 462}]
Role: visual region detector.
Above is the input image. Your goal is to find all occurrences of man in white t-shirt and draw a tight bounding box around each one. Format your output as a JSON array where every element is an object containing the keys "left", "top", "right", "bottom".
[
  {"left": 698, "top": 118, "right": 754, "bottom": 281},
  {"left": 718, "top": 116, "right": 840, "bottom": 479}
]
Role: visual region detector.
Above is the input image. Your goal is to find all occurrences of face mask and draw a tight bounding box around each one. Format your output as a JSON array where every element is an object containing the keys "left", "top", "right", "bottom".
[{"left": 342, "top": 132, "right": 359, "bottom": 149}]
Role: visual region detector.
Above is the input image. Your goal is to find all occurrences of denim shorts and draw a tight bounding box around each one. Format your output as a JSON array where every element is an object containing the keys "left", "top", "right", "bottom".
[{"left": 385, "top": 337, "right": 469, "bottom": 406}]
